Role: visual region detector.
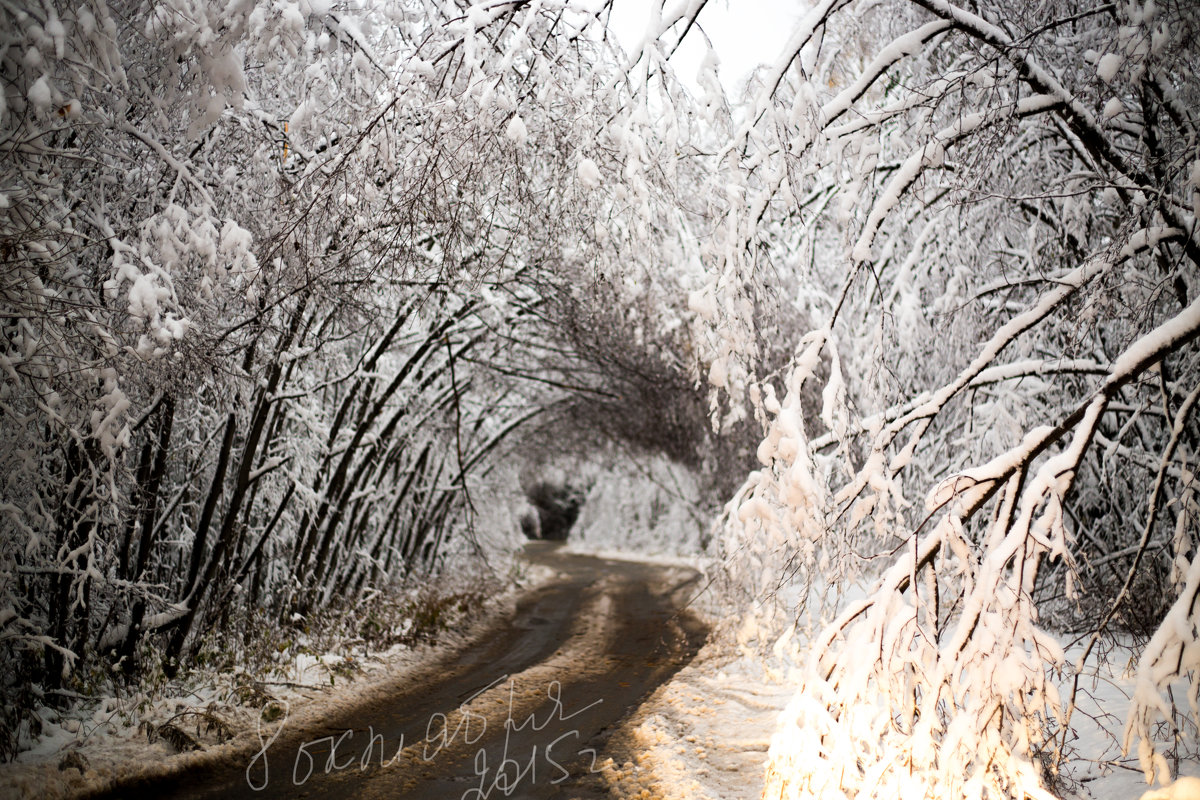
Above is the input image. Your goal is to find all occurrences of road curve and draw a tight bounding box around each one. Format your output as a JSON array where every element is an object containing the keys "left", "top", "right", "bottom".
[{"left": 84, "top": 542, "right": 708, "bottom": 800}]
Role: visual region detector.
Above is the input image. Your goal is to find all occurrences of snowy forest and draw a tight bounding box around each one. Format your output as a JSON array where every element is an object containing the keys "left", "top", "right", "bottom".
[{"left": 1, "top": 0, "right": 1199, "bottom": 797}]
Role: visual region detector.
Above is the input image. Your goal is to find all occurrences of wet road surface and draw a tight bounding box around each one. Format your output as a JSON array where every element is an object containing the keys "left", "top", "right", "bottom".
[{"left": 85, "top": 542, "right": 707, "bottom": 800}]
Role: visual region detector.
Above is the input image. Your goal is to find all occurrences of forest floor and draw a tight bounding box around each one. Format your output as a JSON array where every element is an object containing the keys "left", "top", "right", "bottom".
[{"left": 1, "top": 541, "right": 708, "bottom": 799}]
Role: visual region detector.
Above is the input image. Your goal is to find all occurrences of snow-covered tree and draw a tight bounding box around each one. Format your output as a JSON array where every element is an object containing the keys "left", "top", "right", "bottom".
[
  {"left": 4, "top": 0, "right": 1197, "bottom": 795},
  {"left": 0, "top": 0, "right": 712, "bottom": 756},
  {"left": 616, "top": 0, "right": 1200, "bottom": 795}
]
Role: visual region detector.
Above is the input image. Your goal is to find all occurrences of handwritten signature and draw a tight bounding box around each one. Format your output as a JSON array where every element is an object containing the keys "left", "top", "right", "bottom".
[
  {"left": 462, "top": 677, "right": 604, "bottom": 799},
  {"left": 245, "top": 675, "right": 607, "bottom": 796}
]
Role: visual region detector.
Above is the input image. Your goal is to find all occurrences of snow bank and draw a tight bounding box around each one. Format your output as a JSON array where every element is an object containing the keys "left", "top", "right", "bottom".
[{"left": 599, "top": 603, "right": 801, "bottom": 800}]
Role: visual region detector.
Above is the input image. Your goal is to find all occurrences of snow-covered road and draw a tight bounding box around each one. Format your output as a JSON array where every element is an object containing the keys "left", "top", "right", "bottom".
[{"left": 82, "top": 542, "right": 708, "bottom": 800}]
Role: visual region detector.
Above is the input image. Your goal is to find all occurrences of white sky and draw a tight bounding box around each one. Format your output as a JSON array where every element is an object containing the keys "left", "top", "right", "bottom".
[{"left": 606, "top": 0, "right": 803, "bottom": 95}]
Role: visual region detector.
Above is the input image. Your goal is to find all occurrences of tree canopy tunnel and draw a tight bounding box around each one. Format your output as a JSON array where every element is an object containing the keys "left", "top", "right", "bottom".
[
  {"left": 0, "top": 0, "right": 783, "bottom": 753},
  {"left": 489, "top": 253, "right": 785, "bottom": 552},
  {"left": 0, "top": 0, "right": 674, "bottom": 751}
]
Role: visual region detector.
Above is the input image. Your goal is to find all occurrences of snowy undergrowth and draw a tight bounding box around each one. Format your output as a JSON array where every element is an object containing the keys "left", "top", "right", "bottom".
[
  {"left": 597, "top": 543, "right": 1198, "bottom": 800},
  {"left": 0, "top": 465, "right": 540, "bottom": 796},
  {"left": 0, "top": 544, "right": 544, "bottom": 799},
  {"left": 1054, "top": 638, "right": 1200, "bottom": 800},
  {"left": 601, "top": 605, "right": 1200, "bottom": 800}
]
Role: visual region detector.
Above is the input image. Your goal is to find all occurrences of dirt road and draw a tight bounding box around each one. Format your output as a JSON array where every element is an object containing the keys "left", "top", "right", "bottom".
[{"left": 88, "top": 542, "right": 707, "bottom": 799}]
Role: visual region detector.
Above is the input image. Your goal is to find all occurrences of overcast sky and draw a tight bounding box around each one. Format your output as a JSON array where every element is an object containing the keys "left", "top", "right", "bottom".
[{"left": 607, "top": 0, "right": 802, "bottom": 94}]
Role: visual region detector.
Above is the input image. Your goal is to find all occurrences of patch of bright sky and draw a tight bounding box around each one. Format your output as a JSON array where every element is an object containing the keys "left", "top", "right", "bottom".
[{"left": 606, "top": 0, "right": 803, "bottom": 95}]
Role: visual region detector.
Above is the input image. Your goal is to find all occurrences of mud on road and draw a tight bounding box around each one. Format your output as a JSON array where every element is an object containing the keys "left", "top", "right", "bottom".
[{"left": 87, "top": 542, "right": 708, "bottom": 800}]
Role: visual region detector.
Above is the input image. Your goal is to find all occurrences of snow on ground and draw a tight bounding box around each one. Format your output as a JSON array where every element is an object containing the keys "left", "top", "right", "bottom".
[
  {"left": 599, "top": 587, "right": 1200, "bottom": 800},
  {"left": 562, "top": 543, "right": 705, "bottom": 569},
  {"left": 563, "top": 455, "right": 809, "bottom": 798},
  {"left": 1058, "top": 639, "right": 1200, "bottom": 800},
  {"left": 600, "top": 636, "right": 796, "bottom": 799},
  {"left": 589, "top": 577, "right": 806, "bottom": 800},
  {"left": 0, "top": 555, "right": 556, "bottom": 800},
  {"left": 565, "top": 457, "right": 1199, "bottom": 800},
  {"left": 2, "top": 655, "right": 425, "bottom": 799}
]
